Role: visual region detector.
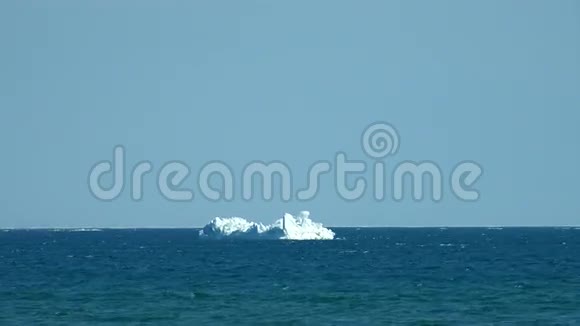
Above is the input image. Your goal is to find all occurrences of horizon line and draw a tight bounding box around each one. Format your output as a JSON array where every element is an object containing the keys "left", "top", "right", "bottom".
[{"left": 2, "top": 225, "right": 580, "bottom": 230}]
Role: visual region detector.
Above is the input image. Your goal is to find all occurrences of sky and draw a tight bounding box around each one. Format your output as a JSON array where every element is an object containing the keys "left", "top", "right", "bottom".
[{"left": 0, "top": 0, "right": 579, "bottom": 228}]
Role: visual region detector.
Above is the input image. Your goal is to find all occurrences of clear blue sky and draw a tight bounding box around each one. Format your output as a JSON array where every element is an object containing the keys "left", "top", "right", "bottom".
[{"left": 1, "top": 1, "right": 578, "bottom": 228}]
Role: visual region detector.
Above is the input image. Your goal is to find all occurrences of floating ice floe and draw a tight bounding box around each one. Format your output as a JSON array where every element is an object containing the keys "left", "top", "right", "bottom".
[
  {"left": 198, "top": 211, "right": 334, "bottom": 240},
  {"left": 48, "top": 228, "right": 103, "bottom": 232}
]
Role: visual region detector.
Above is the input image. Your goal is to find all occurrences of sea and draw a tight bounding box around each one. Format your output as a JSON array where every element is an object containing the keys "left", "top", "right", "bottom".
[{"left": 1, "top": 227, "right": 579, "bottom": 325}]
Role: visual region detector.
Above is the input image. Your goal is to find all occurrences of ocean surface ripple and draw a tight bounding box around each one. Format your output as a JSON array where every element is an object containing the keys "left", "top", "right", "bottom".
[{"left": 1, "top": 227, "right": 580, "bottom": 324}]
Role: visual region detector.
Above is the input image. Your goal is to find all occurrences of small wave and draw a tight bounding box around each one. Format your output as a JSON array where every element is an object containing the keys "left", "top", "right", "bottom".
[
  {"left": 49, "top": 228, "right": 103, "bottom": 232},
  {"left": 161, "top": 290, "right": 207, "bottom": 300},
  {"left": 70, "top": 228, "right": 103, "bottom": 232}
]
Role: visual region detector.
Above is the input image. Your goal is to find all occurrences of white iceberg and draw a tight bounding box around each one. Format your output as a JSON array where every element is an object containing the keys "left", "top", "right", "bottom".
[{"left": 198, "top": 211, "right": 335, "bottom": 240}]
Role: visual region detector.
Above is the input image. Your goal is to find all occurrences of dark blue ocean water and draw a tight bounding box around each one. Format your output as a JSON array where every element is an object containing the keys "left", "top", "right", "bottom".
[{"left": 1, "top": 228, "right": 580, "bottom": 325}]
